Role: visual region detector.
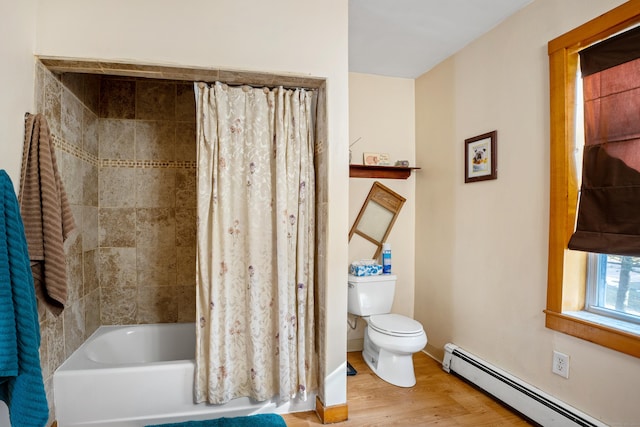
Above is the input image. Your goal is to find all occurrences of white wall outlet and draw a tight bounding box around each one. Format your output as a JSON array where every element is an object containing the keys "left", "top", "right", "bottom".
[{"left": 552, "top": 350, "right": 570, "bottom": 378}]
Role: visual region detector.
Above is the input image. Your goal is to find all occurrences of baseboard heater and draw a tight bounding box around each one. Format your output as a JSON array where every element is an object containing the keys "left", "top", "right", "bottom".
[{"left": 443, "top": 343, "right": 608, "bottom": 427}]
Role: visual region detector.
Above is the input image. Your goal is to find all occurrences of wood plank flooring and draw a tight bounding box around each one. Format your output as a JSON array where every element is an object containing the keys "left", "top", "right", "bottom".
[{"left": 283, "top": 351, "right": 534, "bottom": 426}]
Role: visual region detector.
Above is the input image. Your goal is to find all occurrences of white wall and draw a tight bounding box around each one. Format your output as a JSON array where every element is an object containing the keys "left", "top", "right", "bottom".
[
  {"left": 348, "top": 73, "right": 416, "bottom": 350},
  {"left": 415, "top": 0, "right": 639, "bottom": 425},
  {"left": 28, "top": 0, "right": 350, "bottom": 409},
  {"left": 0, "top": 0, "right": 37, "bottom": 187},
  {"left": 0, "top": 3, "right": 38, "bottom": 424}
]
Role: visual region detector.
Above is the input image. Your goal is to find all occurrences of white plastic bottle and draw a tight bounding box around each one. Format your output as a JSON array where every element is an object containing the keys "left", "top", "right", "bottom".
[{"left": 382, "top": 243, "right": 392, "bottom": 274}]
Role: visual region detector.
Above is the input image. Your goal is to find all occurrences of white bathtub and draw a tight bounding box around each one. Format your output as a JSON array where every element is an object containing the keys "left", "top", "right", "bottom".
[{"left": 54, "top": 323, "right": 314, "bottom": 427}]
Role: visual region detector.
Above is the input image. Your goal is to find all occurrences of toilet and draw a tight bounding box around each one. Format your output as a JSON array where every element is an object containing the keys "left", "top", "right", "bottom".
[{"left": 348, "top": 274, "right": 427, "bottom": 387}]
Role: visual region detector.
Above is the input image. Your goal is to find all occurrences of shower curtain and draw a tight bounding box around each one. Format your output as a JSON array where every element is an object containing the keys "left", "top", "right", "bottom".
[{"left": 194, "top": 82, "right": 316, "bottom": 405}]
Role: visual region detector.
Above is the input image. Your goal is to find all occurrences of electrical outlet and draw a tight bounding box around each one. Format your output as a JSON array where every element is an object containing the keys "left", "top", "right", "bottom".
[{"left": 552, "top": 350, "right": 570, "bottom": 378}]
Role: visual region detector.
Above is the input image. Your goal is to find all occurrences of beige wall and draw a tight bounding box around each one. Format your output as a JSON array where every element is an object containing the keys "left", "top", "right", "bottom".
[
  {"left": 415, "top": 0, "right": 639, "bottom": 424},
  {"left": 348, "top": 73, "right": 416, "bottom": 350},
  {"left": 0, "top": 3, "right": 38, "bottom": 423},
  {"left": 0, "top": 0, "right": 37, "bottom": 184}
]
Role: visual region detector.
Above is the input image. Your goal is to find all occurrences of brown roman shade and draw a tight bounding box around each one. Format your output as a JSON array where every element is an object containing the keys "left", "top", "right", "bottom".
[{"left": 568, "top": 25, "right": 640, "bottom": 256}]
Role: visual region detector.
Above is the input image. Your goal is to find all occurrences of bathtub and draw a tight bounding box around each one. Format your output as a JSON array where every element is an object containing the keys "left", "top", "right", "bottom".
[{"left": 54, "top": 323, "right": 314, "bottom": 427}]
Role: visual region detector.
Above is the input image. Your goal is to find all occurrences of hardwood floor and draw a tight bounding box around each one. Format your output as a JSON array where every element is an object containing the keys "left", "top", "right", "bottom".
[{"left": 283, "top": 351, "right": 534, "bottom": 426}]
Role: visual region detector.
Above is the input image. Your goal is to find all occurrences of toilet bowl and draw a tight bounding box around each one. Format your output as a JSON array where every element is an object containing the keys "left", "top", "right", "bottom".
[
  {"left": 362, "top": 313, "right": 427, "bottom": 387},
  {"left": 348, "top": 274, "right": 428, "bottom": 387}
]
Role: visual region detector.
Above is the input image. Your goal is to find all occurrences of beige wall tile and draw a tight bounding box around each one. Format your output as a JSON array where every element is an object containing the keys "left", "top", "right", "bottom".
[
  {"left": 177, "top": 285, "right": 196, "bottom": 323},
  {"left": 43, "top": 315, "right": 65, "bottom": 378},
  {"left": 63, "top": 299, "right": 85, "bottom": 358},
  {"left": 44, "top": 70, "right": 62, "bottom": 136},
  {"left": 135, "top": 120, "right": 176, "bottom": 161},
  {"left": 61, "top": 90, "right": 83, "bottom": 146},
  {"left": 56, "top": 149, "right": 83, "bottom": 205},
  {"left": 84, "top": 74, "right": 101, "bottom": 115},
  {"left": 176, "top": 83, "right": 195, "bottom": 122},
  {"left": 35, "top": 62, "right": 45, "bottom": 114},
  {"left": 100, "top": 167, "right": 136, "bottom": 207},
  {"left": 136, "top": 286, "right": 178, "bottom": 323},
  {"left": 60, "top": 73, "right": 85, "bottom": 103},
  {"left": 176, "top": 245, "right": 196, "bottom": 286},
  {"left": 82, "top": 249, "right": 99, "bottom": 296},
  {"left": 38, "top": 323, "right": 51, "bottom": 380},
  {"left": 136, "top": 243, "right": 177, "bottom": 286},
  {"left": 100, "top": 247, "right": 137, "bottom": 289},
  {"left": 136, "top": 208, "right": 175, "bottom": 247},
  {"left": 65, "top": 235, "right": 83, "bottom": 303},
  {"left": 82, "top": 161, "right": 98, "bottom": 206},
  {"left": 136, "top": 80, "right": 175, "bottom": 120},
  {"left": 175, "top": 168, "right": 195, "bottom": 208},
  {"left": 136, "top": 169, "right": 175, "bottom": 208},
  {"left": 98, "top": 119, "right": 135, "bottom": 160},
  {"left": 175, "top": 122, "right": 196, "bottom": 161},
  {"left": 82, "top": 206, "right": 98, "bottom": 250},
  {"left": 100, "top": 78, "right": 135, "bottom": 119},
  {"left": 84, "top": 290, "right": 101, "bottom": 338},
  {"left": 176, "top": 208, "right": 196, "bottom": 247},
  {"left": 99, "top": 208, "right": 136, "bottom": 247},
  {"left": 101, "top": 286, "right": 137, "bottom": 324},
  {"left": 83, "top": 108, "right": 99, "bottom": 157}
]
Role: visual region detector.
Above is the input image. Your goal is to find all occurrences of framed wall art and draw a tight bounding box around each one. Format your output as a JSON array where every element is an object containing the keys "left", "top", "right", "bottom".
[
  {"left": 363, "top": 152, "right": 381, "bottom": 166},
  {"left": 464, "top": 130, "right": 497, "bottom": 183}
]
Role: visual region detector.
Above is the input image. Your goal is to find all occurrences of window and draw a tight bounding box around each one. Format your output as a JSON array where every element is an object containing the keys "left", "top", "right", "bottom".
[
  {"left": 546, "top": 1, "right": 640, "bottom": 358},
  {"left": 586, "top": 254, "right": 640, "bottom": 326}
]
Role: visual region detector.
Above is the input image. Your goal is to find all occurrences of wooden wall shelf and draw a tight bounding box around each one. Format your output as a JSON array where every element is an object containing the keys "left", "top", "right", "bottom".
[{"left": 349, "top": 165, "right": 420, "bottom": 179}]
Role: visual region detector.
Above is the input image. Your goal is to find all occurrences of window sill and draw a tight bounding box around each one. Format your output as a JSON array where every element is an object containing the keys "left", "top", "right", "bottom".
[
  {"left": 544, "top": 310, "right": 640, "bottom": 358},
  {"left": 564, "top": 310, "right": 640, "bottom": 336}
]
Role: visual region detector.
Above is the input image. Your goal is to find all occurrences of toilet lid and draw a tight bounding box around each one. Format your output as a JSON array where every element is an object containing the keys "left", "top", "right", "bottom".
[{"left": 368, "top": 314, "right": 424, "bottom": 336}]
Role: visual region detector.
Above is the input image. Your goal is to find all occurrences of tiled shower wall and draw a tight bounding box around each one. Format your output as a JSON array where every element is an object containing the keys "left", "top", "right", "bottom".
[
  {"left": 34, "top": 61, "right": 101, "bottom": 423},
  {"left": 34, "top": 61, "right": 197, "bottom": 421},
  {"left": 97, "top": 76, "right": 196, "bottom": 324}
]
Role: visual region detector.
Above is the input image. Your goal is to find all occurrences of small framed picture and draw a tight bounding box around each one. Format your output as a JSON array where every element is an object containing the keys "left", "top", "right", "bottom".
[
  {"left": 377, "top": 153, "right": 391, "bottom": 166},
  {"left": 363, "top": 152, "right": 381, "bottom": 166},
  {"left": 464, "top": 130, "right": 497, "bottom": 183}
]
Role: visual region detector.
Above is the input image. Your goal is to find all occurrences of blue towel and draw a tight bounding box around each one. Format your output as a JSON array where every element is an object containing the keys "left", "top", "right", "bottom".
[
  {"left": 0, "top": 170, "right": 48, "bottom": 427},
  {"left": 146, "top": 413, "right": 287, "bottom": 427}
]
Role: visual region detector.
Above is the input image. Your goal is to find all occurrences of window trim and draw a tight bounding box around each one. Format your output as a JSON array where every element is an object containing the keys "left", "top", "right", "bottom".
[{"left": 546, "top": 0, "right": 640, "bottom": 358}]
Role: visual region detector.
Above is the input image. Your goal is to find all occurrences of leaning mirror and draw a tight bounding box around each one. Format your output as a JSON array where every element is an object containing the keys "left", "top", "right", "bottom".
[{"left": 349, "top": 181, "right": 406, "bottom": 259}]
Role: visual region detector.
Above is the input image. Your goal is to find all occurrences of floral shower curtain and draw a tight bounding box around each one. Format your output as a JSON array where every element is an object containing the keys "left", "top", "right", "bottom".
[{"left": 194, "top": 82, "right": 316, "bottom": 404}]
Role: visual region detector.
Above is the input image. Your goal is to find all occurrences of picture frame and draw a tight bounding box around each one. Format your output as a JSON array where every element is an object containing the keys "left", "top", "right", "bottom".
[
  {"left": 464, "top": 130, "right": 497, "bottom": 183},
  {"left": 363, "top": 152, "right": 382, "bottom": 166},
  {"left": 377, "top": 153, "right": 391, "bottom": 166}
]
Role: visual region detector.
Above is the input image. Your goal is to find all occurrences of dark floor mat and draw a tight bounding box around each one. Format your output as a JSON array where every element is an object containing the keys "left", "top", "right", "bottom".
[{"left": 347, "top": 361, "right": 357, "bottom": 376}]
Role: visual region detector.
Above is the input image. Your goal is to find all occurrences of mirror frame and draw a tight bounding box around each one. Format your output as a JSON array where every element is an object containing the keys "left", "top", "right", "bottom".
[{"left": 349, "top": 181, "right": 406, "bottom": 259}]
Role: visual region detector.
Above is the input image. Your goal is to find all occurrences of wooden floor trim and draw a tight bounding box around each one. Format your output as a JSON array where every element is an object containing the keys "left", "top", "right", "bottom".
[{"left": 315, "top": 395, "right": 348, "bottom": 424}]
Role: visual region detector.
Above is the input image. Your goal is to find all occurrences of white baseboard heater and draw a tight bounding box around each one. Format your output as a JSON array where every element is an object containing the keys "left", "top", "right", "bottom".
[{"left": 443, "top": 343, "right": 608, "bottom": 427}]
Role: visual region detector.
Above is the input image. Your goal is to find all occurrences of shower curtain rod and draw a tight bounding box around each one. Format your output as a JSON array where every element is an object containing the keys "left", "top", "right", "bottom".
[{"left": 198, "top": 80, "right": 318, "bottom": 92}]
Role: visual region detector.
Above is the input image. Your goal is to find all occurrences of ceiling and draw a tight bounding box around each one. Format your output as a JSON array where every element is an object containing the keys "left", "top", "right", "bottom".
[{"left": 349, "top": 0, "right": 533, "bottom": 79}]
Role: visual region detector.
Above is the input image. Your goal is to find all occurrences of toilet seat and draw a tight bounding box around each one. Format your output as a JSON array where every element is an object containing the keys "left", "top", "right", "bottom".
[{"left": 368, "top": 314, "right": 424, "bottom": 337}]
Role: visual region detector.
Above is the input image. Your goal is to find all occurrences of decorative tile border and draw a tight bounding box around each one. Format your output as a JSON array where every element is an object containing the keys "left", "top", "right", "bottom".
[
  {"left": 100, "top": 159, "right": 197, "bottom": 169},
  {"left": 52, "top": 133, "right": 196, "bottom": 169},
  {"left": 52, "top": 134, "right": 99, "bottom": 166}
]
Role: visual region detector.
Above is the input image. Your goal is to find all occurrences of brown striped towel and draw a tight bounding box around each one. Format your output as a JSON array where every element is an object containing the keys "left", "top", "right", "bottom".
[{"left": 18, "top": 113, "right": 77, "bottom": 316}]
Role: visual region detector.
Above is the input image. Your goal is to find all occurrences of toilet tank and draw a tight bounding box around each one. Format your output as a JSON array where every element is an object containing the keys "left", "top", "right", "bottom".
[{"left": 347, "top": 274, "right": 396, "bottom": 316}]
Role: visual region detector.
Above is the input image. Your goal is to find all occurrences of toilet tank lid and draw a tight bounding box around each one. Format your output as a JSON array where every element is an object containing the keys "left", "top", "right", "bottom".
[{"left": 348, "top": 274, "right": 396, "bottom": 283}]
